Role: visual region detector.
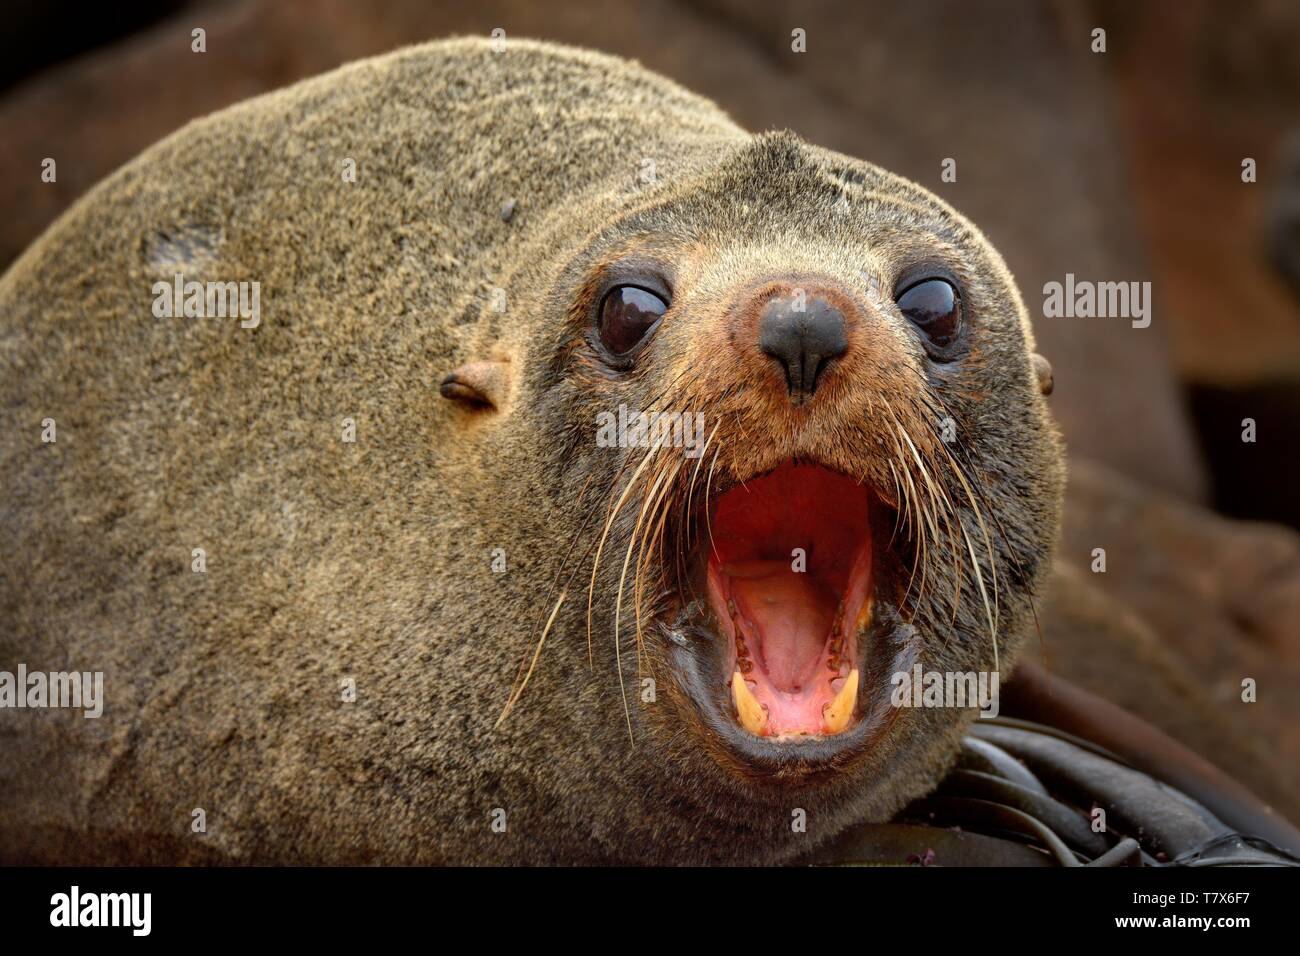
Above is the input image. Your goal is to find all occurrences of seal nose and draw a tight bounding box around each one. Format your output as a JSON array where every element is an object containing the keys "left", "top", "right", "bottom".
[{"left": 758, "top": 294, "right": 849, "bottom": 401}]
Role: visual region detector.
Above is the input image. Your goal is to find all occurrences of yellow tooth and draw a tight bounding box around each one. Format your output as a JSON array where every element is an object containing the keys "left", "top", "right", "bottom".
[
  {"left": 823, "top": 668, "right": 859, "bottom": 735},
  {"left": 855, "top": 597, "right": 874, "bottom": 632},
  {"left": 731, "top": 671, "right": 768, "bottom": 736}
]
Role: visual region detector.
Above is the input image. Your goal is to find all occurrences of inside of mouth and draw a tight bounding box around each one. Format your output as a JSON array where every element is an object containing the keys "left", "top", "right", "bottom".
[{"left": 705, "top": 463, "right": 874, "bottom": 738}]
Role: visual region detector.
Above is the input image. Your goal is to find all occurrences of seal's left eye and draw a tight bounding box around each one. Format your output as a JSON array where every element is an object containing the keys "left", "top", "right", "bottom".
[
  {"left": 599, "top": 285, "right": 668, "bottom": 355},
  {"left": 895, "top": 277, "right": 963, "bottom": 350}
]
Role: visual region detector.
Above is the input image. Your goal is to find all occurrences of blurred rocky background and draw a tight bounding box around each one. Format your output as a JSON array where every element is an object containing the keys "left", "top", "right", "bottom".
[{"left": 2, "top": 0, "right": 1297, "bottom": 809}]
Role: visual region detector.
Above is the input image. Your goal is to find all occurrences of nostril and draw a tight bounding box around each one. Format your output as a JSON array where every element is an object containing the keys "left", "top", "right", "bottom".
[{"left": 758, "top": 295, "right": 848, "bottom": 399}]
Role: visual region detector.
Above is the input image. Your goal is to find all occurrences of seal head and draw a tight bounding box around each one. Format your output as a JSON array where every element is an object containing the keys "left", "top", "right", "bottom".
[{"left": 527, "top": 128, "right": 1064, "bottom": 851}]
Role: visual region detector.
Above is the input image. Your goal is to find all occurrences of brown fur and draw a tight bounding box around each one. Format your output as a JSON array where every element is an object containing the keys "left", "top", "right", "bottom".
[{"left": 0, "top": 38, "right": 1064, "bottom": 863}]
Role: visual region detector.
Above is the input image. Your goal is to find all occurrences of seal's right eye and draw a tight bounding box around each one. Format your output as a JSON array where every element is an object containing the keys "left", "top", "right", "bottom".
[{"left": 598, "top": 285, "right": 668, "bottom": 355}]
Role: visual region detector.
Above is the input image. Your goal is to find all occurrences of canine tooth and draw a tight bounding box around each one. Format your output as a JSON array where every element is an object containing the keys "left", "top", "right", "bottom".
[
  {"left": 823, "top": 668, "right": 859, "bottom": 734},
  {"left": 731, "top": 671, "right": 768, "bottom": 735},
  {"left": 855, "top": 597, "right": 874, "bottom": 632}
]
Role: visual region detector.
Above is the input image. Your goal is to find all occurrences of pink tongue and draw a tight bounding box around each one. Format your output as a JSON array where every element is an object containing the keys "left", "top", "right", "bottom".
[{"left": 728, "top": 562, "right": 834, "bottom": 690}]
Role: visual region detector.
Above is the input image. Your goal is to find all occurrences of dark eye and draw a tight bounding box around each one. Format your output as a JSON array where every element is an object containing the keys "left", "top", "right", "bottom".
[
  {"left": 598, "top": 285, "right": 668, "bottom": 355},
  {"left": 895, "top": 277, "right": 963, "bottom": 350}
]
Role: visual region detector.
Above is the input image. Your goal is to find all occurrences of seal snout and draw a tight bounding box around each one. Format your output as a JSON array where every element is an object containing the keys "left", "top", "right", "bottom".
[{"left": 756, "top": 289, "right": 850, "bottom": 403}]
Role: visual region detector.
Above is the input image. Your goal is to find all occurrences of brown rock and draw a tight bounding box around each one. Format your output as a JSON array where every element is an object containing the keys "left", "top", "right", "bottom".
[{"left": 1034, "top": 457, "right": 1300, "bottom": 819}]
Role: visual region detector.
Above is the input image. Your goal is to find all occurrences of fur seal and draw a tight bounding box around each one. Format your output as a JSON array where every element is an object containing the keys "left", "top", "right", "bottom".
[{"left": 0, "top": 38, "right": 1062, "bottom": 864}]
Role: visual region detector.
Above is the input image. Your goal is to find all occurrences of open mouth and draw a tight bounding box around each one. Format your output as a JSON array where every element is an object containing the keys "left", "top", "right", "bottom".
[{"left": 700, "top": 464, "right": 877, "bottom": 740}]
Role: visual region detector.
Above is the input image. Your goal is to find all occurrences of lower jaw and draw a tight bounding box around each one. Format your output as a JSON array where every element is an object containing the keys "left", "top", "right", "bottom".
[
  {"left": 720, "top": 593, "right": 870, "bottom": 739},
  {"left": 662, "top": 597, "right": 922, "bottom": 777},
  {"left": 722, "top": 604, "right": 864, "bottom": 739},
  {"left": 648, "top": 460, "right": 921, "bottom": 774}
]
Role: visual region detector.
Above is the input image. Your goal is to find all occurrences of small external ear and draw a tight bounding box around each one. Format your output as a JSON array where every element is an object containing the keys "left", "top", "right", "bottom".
[
  {"left": 1031, "top": 353, "right": 1054, "bottom": 396},
  {"left": 439, "top": 360, "right": 509, "bottom": 411}
]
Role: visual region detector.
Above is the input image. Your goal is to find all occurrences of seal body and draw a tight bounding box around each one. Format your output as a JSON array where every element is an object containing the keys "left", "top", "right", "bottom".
[{"left": 0, "top": 39, "right": 1062, "bottom": 863}]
